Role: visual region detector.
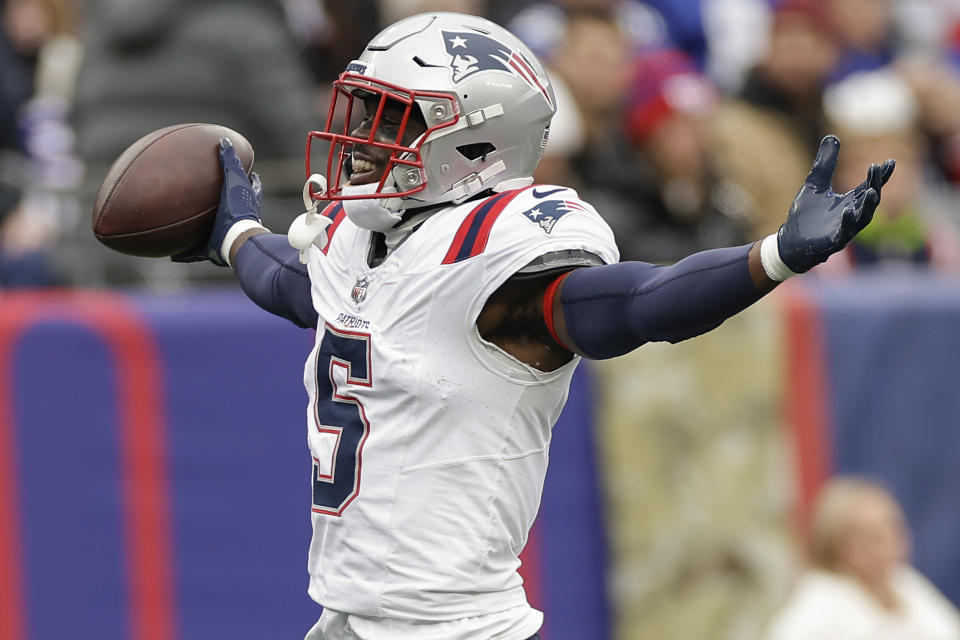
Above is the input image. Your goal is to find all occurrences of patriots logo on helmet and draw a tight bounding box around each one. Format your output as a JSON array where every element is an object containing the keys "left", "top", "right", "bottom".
[
  {"left": 441, "top": 30, "right": 553, "bottom": 108},
  {"left": 520, "top": 200, "right": 588, "bottom": 233}
]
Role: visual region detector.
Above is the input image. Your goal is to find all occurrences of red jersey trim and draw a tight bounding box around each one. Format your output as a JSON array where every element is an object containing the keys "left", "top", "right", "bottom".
[
  {"left": 320, "top": 203, "right": 346, "bottom": 255},
  {"left": 441, "top": 187, "right": 533, "bottom": 264},
  {"left": 543, "top": 271, "right": 572, "bottom": 349}
]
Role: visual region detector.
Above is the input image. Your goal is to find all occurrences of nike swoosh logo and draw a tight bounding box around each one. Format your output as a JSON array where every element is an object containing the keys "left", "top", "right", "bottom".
[{"left": 532, "top": 187, "right": 566, "bottom": 199}]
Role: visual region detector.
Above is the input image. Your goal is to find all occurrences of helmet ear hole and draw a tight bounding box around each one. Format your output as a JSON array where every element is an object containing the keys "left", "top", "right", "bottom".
[{"left": 456, "top": 142, "right": 496, "bottom": 162}]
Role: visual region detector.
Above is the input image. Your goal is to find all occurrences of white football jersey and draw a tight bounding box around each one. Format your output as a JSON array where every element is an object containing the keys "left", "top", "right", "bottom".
[{"left": 301, "top": 185, "right": 618, "bottom": 628}]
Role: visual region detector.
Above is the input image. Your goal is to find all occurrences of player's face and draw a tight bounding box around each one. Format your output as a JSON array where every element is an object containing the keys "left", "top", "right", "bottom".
[{"left": 349, "top": 95, "right": 427, "bottom": 186}]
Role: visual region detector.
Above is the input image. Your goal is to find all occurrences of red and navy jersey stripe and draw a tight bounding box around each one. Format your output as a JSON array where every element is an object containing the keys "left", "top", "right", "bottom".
[
  {"left": 442, "top": 187, "right": 532, "bottom": 264},
  {"left": 319, "top": 203, "right": 346, "bottom": 255}
]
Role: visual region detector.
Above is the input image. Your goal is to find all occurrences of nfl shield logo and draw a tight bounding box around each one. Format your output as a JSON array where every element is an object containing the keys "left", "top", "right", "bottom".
[{"left": 351, "top": 277, "right": 369, "bottom": 304}]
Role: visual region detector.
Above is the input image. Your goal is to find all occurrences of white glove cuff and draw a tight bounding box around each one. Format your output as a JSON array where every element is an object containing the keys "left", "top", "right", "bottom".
[
  {"left": 222, "top": 219, "right": 269, "bottom": 268},
  {"left": 760, "top": 233, "right": 798, "bottom": 282}
]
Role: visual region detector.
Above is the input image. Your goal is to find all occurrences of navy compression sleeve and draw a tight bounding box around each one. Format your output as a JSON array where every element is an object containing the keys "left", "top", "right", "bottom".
[
  {"left": 559, "top": 244, "right": 764, "bottom": 359},
  {"left": 233, "top": 233, "right": 318, "bottom": 329}
]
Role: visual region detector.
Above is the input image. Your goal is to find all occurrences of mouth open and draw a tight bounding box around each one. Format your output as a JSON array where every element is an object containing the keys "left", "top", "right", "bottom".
[{"left": 349, "top": 154, "right": 382, "bottom": 186}]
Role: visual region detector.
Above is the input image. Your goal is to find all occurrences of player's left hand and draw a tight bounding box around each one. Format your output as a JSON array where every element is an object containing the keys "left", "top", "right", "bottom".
[
  {"left": 172, "top": 137, "right": 263, "bottom": 266},
  {"left": 777, "top": 135, "right": 895, "bottom": 274}
]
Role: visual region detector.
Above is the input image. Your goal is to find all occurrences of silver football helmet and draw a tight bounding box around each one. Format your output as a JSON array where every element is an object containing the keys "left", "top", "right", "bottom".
[{"left": 306, "top": 12, "right": 557, "bottom": 208}]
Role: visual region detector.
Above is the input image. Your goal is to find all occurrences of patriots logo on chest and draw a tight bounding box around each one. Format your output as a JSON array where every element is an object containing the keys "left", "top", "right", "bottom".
[
  {"left": 441, "top": 30, "right": 553, "bottom": 107},
  {"left": 520, "top": 199, "right": 587, "bottom": 233}
]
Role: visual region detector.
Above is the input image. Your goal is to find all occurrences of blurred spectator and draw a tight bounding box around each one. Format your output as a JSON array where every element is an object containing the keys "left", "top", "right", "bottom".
[
  {"left": 507, "top": 0, "right": 705, "bottom": 64},
  {"left": 897, "top": 53, "right": 960, "bottom": 187},
  {"left": 377, "top": 0, "right": 483, "bottom": 26},
  {"left": 0, "top": 178, "right": 57, "bottom": 287},
  {"left": 642, "top": 0, "right": 709, "bottom": 63},
  {"left": 894, "top": 0, "right": 960, "bottom": 54},
  {"left": 13, "top": 0, "right": 82, "bottom": 194},
  {"left": 0, "top": 0, "right": 79, "bottom": 288},
  {"left": 766, "top": 477, "right": 960, "bottom": 640},
  {"left": 288, "top": 0, "right": 381, "bottom": 87},
  {"left": 701, "top": 0, "right": 773, "bottom": 93},
  {"left": 826, "top": 0, "right": 898, "bottom": 80},
  {"left": 547, "top": 7, "right": 637, "bottom": 155},
  {"left": 820, "top": 69, "right": 960, "bottom": 272},
  {"left": 508, "top": 0, "right": 668, "bottom": 65},
  {"left": 0, "top": 0, "right": 37, "bottom": 153},
  {"left": 582, "top": 49, "right": 755, "bottom": 263},
  {"left": 712, "top": 0, "right": 839, "bottom": 236},
  {"left": 70, "top": 0, "right": 318, "bottom": 285},
  {"left": 951, "top": 18, "right": 960, "bottom": 67},
  {"left": 1, "top": 0, "right": 79, "bottom": 162}
]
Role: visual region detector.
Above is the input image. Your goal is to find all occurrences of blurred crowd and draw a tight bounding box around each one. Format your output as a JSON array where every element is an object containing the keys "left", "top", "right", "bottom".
[
  {"left": 4, "top": 0, "right": 960, "bottom": 286},
  {"left": 3, "top": 0, "right": 960, "bottom": 637}
]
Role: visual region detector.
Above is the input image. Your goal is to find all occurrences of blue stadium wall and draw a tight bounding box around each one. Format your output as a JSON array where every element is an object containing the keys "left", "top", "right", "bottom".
[
  {"left": 3, "top": 273, "right": 960, "bottom": 640},
  {"left": 0, "top": 289, "right": 608, "bottom": 640},
  {"left": 783, "top": 275, "right": 960, "bottom": 608}
]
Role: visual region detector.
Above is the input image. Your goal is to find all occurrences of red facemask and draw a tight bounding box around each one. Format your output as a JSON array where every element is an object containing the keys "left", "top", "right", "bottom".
[{"left": 305, "top": 72, "right": 460, "bottom": 202}]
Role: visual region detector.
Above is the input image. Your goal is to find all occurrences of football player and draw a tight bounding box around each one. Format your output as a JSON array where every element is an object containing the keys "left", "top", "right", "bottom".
[{"left": 175, "top": 12, "right": 894, "bottom": 640}]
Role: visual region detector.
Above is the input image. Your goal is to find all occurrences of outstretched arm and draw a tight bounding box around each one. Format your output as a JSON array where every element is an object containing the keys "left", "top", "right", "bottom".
[{"left": 546, "top": 135, "right": 894, "bottom": 360}]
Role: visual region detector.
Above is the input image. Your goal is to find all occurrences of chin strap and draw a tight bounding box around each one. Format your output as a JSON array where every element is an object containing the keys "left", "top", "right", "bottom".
[
  {"left": 446, "top": 160, "right": 509, "bottom": 203},
  {"left": 288, "top": 174, "right": 334, "bottom": 264}
]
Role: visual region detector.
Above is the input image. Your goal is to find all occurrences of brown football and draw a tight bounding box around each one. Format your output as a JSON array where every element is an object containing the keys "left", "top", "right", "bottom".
[{"left": 91, "top": 123, "right": 255, "bottom": 257}]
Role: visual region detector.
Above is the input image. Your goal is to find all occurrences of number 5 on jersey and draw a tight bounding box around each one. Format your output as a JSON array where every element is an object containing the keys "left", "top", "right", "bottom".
[{"left": 311, "top": 325, "right": 372, "bottom": 516}]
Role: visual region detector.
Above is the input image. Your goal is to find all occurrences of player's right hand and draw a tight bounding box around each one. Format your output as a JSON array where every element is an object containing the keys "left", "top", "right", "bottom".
[
  {"left": 172, "top": 137, "right": 263, "bottom": 266},
  {"left": 776, "top": 135, "right": 895, "bottom": 274}
]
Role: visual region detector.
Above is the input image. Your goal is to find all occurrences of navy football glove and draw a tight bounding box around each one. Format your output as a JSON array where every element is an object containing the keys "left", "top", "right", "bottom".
[
  {"left": 172, "top": 137, "right": 263, "bottom": 266},
  {"left": 777, "top": 135, "right": 895, "bottom": 274}
]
